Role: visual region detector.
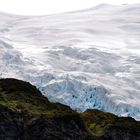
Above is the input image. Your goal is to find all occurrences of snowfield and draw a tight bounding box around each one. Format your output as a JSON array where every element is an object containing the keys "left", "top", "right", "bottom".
[{"left": 0, "top": 4, "right": 140, "bottom": 120}]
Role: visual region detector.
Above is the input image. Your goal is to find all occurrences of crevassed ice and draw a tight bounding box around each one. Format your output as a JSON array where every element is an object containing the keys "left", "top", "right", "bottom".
[{"left": 0, "top": 4, "right": 140, "bottom": 120}]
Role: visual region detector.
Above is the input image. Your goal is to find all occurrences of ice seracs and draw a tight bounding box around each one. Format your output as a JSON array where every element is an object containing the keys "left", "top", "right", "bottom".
[{"left": 0, "top": 4, "right": 140, "bottom": 120}]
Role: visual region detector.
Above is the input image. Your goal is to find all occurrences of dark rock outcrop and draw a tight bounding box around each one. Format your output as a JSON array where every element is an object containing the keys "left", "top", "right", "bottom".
[
  {"left": 0, "top": 78, "right": 139, "bottom": 140},
  {"left": 0, "top": 107, "right": 91, "bottom": 140}
]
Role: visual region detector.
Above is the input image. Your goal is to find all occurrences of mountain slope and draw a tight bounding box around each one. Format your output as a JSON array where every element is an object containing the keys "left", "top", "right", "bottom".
[
  {"left": 0, "top": 4, "right": 140, "bottom": 120},
  {"left": 0, "top": 78, "right": 91, "bottom": 140},
  {"left": 0, "top": 78, "right": 140, "bottom": 140},
  {"left": 82, "top": 109, "right": 140, "bottom": 140}
]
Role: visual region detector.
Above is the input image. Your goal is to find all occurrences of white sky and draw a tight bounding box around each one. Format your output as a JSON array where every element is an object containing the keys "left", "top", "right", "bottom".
[{"left": 0, "top": 0, "right": 140, "bottom": 15}]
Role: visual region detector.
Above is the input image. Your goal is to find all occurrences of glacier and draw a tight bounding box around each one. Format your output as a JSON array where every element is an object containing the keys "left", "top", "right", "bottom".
[{"left": 0, "top": 4, "right": 140, "bottom": 120}]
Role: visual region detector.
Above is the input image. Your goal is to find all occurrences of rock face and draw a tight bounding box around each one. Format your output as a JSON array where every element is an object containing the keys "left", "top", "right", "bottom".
[
  {"left": 0, "top": 78, "right": 139, "bottom": 140},
  {"left": 82, "top": 109, "right": 140, "bottom": 140},
  {"left": 0, "top": 78, "right": 91, "bottom": 140},
  {"left": 0, "top": 107, "right": 90, "bottom": 140}
]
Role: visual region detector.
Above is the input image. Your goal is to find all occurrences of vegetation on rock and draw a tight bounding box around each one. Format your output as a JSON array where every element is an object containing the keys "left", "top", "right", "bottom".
[{"left": 0, "top": 78, "right": 139, "bottom": 140}]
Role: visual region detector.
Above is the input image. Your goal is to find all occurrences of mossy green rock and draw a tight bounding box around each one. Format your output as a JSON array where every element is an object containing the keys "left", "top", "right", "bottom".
[
  {"left": 0, "top": 78, "right": 91, "bottom": 140},
  {"left": 0, "top": 78, "right": 140, "bottom": 140},
  {"left": 0, "top": 78, "right": 76, "bottom": 116},
  {"left": 82, "top": 109, "right": 140, "bottom": 140}
]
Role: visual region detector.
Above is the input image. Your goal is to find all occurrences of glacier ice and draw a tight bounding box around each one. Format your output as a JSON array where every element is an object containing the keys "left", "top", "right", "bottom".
[{"left": 0, "top": 4, "right": 140, "bottom": 120}]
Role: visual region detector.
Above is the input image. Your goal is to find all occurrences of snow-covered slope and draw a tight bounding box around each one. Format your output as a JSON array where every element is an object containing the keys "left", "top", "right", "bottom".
[{"left": 0, "top": 4, "right": 140, "bottom": 120}]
